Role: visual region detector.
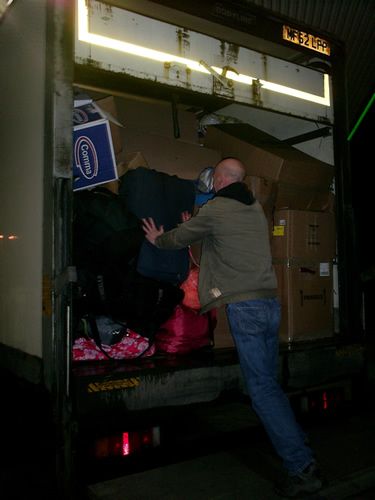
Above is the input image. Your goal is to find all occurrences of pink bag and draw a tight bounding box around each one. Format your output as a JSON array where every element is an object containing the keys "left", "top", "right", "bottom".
[{"left": 155, "top": 305, "right": 216, "bottom": 355}]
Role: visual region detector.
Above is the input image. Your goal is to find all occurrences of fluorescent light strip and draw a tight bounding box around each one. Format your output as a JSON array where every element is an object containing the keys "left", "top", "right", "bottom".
[{"left": 77, "top": 0, "right": 330, "bottom": 106}]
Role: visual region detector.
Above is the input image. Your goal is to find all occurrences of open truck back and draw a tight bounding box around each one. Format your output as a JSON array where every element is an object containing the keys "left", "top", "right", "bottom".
[{"left": 0, "top": 1, "right": 367, "bottom": 497}]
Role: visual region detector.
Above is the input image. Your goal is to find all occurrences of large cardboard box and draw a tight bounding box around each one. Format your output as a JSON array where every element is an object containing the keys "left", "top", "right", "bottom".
[
  {"left": 204, "top": 124, "right": 334, "bottom": 210},
  {"left": 271, "top": 209, "right": 336, "bottom": 261},
  {"left": 275, "top": 182, "right": 333, "bottom": 211},
  {"left": 95, "top": 96, "right": 124, "bottom": 155},
  {"left": 213, "top": 306, "right": 235, "bottom": 349},
  {"left": 243, "top": 175, "right": 276, "bottom": 239},
  {"left": 245, "top": 175, "right": 277, "bottom": 211},
  {"left": 122, "top": 128, "right": 221, "bottom": 179},
  {"left": 115, "top": 96, "right": 200, "bottom": 145},
  {"left": 274, "top": 261, "right": 334, "bottom": 342},
  {"left": 101, "top": 151, "right": 149, "bottom": 194}
]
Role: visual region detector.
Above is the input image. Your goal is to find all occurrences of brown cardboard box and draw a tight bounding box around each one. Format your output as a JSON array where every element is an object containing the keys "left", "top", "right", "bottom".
[
  {"left": 245, "top": 175, "right": 277, "bottom": 211},
  {"left": 204, "top": 124, "right": 334, "bottom": 187},
  {"left": 244, "top": 175, "right": 275, "bottom": 239},
  {"left": 123, "top": 128, "right": 220, "bottom": 179},
  {"left": 117, "top": 151, "right": 149, "bottom": 172},
  {"left": 115, "top": 96, "right": 201, "bottom": 145},
  {"left": 271, "top": 209, "right": 336, "bottom": 261},
  {"left": 101, "top": 151, "right": 149, "bottom": 194},
  {"left": 275, "top": 182, "right": 333, "bottom": 211},
  {"left": 274, "top": 261, "right": 334, "bottom": 342},
  {"left": 95, "top": 96, "right": 124, "bottom": 155},
  {"left": 213, "top": 306, "right": 235, "bottom": 349},
  {"left": 204, "top": 124, "right": 334, "bottom": 210}
]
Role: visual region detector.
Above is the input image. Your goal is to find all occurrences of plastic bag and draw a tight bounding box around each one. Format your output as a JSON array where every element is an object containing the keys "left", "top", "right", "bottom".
[{"left": 155, "top": 305, "right": 216, "bottom": 355}]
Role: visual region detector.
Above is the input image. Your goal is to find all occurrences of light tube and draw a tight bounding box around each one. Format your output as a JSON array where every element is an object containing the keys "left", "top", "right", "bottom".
[{"left": 77, "top": 0, "right": 330, "bottom": 106}]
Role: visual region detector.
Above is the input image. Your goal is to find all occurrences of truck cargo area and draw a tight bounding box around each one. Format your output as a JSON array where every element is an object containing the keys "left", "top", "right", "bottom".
[{"left": 1, "top": 2, "right": 372, "bottom": 498}]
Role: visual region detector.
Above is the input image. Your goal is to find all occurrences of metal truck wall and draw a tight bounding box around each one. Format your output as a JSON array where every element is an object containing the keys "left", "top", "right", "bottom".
[
  {"left": 75, "top": 0, "right": 333, "bottom": 125},
  {"left": 0, "top": 2, "right": 47, "bottom": 369}
]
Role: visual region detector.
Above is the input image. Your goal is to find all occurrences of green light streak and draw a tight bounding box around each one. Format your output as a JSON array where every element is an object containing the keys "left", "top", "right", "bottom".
[{"left": 347, "top": 93, "right": 375, "bottom": 141}]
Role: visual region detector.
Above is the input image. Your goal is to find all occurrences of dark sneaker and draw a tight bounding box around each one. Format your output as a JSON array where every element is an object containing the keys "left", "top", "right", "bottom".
[{"left": 275, "top": 462, "right": 322, "bottom": 498}]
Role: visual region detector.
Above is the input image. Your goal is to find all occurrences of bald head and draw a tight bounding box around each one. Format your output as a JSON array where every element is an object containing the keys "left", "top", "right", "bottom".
[{"left": 213, "top": 157, "right": 246, "bottom": 192}]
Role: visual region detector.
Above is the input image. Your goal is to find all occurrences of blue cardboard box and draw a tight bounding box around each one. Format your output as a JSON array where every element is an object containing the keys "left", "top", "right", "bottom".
[
  {"left": 72, "top": 101, "right": 118, "bottom": 191},
  {"left": 73, "top": 101, "right": 104, "bottom": 126}
]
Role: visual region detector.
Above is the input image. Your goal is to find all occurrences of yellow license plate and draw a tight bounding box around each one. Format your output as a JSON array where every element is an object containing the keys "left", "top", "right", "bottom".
[{"left": 283, "top": 25, "right": 331, "bottom": 56}]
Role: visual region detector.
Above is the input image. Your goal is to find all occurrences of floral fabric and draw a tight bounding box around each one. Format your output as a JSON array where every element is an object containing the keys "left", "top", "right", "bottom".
[{"left": 73, "top": 330, "right": 155, "bottom": 361}]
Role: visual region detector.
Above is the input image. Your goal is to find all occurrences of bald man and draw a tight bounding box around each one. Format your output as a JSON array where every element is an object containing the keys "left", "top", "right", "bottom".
[{"left": 142, "top": 157, "right": 321, "bottom": 498}]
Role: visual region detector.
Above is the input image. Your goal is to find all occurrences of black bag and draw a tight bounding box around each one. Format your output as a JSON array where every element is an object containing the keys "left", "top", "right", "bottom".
[
  {"left": 85, "top": 315, "right": 126, "bottom": 347},
  {"left": 72, "top": 186, "right": 144, "bottom": 323},
  {"left": 76, "top": 313, "right": 153, "bottom": 360},
  {"left": 72, "top": 185, "right": 184, "bottom": 344}
]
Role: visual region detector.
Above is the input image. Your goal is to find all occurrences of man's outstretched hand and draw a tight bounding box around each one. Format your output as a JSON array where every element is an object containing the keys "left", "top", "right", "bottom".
[
  {"left": 142, "top": 217, "right": 164, "bottom": 245},
  {"left": 181, "top": 211, "right": 192, "bottom": 223}
]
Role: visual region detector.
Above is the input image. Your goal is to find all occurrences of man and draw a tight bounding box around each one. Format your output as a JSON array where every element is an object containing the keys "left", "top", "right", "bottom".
[{"left": 142, "top": 157, "right": 322, "bottom": 497}]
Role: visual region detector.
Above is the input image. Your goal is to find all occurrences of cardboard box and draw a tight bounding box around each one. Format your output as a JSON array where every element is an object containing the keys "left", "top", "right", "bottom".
[
  {"left": 95, "top": 96, "right": 124, "bottom": 155},
  {"left": 121, "top": 151, "right": 149, "bottom": 171},
  {"left": 245, "top": 175, "right": 277, "bottom": 210},
  {"left": 275, "top": 182, "right": 333, "bottom": 211},
  {"left": 274, "top": 262, "right": 334, "bottom": 342},
  {"left": 213, "top": 306, "right": 235, "bottom": 349},
  {"left": 115, "top": 96, "right": 201, "bottom": 145},
  {"left": 271, "top": 209, "right": 336, "bottom": 261},
  {"left": 72, "top": 119, "right": 118, "bottom": 191},
  {"left": 204, "top": 124, "right": 334, "bottom": 210},
  {"left": 101, "top": 151, "right": 149, "bottom": 194},
  {"left": 204, "top": 124, "right": 334, "bottom": 187},
  {"left": 122, "top": 128, "right": 221, "bottom": 179},
  {"left": 72, "top": 98, "right": 126, "bottom": 191}
]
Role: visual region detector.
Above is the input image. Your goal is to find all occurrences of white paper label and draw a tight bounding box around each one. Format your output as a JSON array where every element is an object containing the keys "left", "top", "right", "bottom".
[{"left": 320, "top": 262, "right": 330, "bottom": 277}]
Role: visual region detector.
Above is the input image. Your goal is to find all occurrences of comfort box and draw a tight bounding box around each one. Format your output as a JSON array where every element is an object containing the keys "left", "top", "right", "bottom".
[
  {"left": 274, "top": 262, "right": 334, "bottom": 342},
  {"left": 73, "top": 101, "right": 118, "bottom": 191},
  {"left": 271, "top": 209, "right": 336, "bottom": 261}
]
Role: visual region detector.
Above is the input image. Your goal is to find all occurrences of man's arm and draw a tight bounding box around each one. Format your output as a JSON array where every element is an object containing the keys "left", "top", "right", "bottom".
[{"left": 142, "top": 204, "right": 213, "bottom": 250}]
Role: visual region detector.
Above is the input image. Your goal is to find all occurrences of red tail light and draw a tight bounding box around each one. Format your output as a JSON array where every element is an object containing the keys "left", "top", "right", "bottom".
[{"left": 92, "top": 427, "right": 160, "bottom": 459}]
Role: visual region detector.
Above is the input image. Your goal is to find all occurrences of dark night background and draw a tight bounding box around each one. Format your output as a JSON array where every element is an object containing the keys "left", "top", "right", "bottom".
[{"left": 351, "top": 92, "right": 375, "bottom": 333}]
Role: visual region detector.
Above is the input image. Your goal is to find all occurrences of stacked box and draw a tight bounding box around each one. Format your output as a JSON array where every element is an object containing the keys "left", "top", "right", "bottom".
[
  {"left": 274, "top": 262, "right": 334, "bottom": 342},
  {"left": 272, "top": 209, "right": 336, "bottom": 342},
  {"left": 203, "top": 124, "right": 336, "bottom": 343},
  {"left": 271, "top": 209, "right": 336, "bottom": 261},
  {"left": 203, "top": 124, "right": 334, "bottom": 211}
]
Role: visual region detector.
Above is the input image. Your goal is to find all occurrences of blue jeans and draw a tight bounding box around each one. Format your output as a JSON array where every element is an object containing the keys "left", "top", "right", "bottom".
[{"left": 226, "top": 298, "right": 313, "bottom": 475}]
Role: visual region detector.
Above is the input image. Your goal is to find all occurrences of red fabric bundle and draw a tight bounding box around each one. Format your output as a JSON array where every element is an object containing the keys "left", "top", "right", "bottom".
[
  {"left": 180, "top": 266, "right": 200, "bottom": 310},
  {"left": 155, "top": 305, "right": 216, "bottom": 355}
]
